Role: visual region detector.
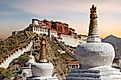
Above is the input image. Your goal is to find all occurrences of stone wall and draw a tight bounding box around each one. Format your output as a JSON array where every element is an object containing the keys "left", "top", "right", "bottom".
[{"left": 0, "top": 42, "right": 33, "bottom": 68}]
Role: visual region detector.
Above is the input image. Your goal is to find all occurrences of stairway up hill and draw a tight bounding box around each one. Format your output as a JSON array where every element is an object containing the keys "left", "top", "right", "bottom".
[{"left": 0, "top": 31, "right": 34, "bottom": 68}]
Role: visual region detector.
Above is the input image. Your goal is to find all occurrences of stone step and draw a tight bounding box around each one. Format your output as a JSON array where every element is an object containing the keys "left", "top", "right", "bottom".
[
  {"left": 68, "top": 73, "right": 100, "bottom": 78},
  {"left": 70, "top": 69, "right": 100, "bottom": 73},
  {"left": 66, "top": 77, "right": 101, "bottom": 80}
]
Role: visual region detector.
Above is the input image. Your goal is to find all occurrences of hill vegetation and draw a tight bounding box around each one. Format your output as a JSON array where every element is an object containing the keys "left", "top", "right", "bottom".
[
  {"left": 0, "top": 30, "right": 75, "bottom": 80},
  {"left": 0, "top": 30, "right": 34, "bottom": 64}
]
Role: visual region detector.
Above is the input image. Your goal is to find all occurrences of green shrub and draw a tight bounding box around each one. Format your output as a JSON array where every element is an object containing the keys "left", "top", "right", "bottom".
[{"left": 18, "top": 54, "right": 29, "bottom": 66}]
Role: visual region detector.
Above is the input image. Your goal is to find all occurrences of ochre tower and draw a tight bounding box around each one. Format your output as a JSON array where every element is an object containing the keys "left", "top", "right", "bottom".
[
  {"left": 88, "top": 5, "right": 98, "bottom": 36},
  {"left": 87, "top": 4, "right": 101, "bottom": 42},
  {"left": 39, "top": 36, "right": 48, "bottom": 63}
]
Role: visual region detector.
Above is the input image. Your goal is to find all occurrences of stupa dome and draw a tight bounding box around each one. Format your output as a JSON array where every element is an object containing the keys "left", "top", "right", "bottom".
[
  {"left": 76, "top": 42, "right": 115, "bottom": 68},
  {"left": 75, "top": 5, "right": 115, "bottom": 69},
  {"left": 66, "top": 5, "right": 121, "bottom": 80},
  {"left": 31, "top": 63, "right": 54, "bottom": 77}
]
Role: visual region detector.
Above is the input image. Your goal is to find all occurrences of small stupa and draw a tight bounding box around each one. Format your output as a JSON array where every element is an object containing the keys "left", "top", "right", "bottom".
[
  {"left": 27, "top": 36, "right": 58, "bottom": 80},
  {"left": 66, "top": 4, "right": 121, "bottom": 80}
]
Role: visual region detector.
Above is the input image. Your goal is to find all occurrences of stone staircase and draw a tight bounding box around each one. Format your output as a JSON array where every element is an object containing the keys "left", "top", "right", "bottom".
[
  {"left": 66, "top": 68, "right": 121, "bottom": 80},
  {"left": 67, "top": 69, "right": 101, "bottom": 80},
  {"left": 0, "top": 41, "right": 33, "bottom": 68}
]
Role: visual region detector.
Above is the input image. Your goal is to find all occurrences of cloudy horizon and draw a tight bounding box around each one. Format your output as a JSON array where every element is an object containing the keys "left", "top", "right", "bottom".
[{"left": 0, "top": 0, "right": 121, "bottom": 39}]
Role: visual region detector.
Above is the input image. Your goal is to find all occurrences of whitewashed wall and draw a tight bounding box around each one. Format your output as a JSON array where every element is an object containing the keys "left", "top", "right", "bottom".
[
  {"left": 33, "top": 27, "right": 48, "bottom": 35},
  {"left": 0, "top": 42, "right": 33, "bottom": 68},
  {"left": 50, "top": 29, "right": 58, "bottom": 38},
  {"left": 60, "top": 35, "right": 80, "bottom": 47}
]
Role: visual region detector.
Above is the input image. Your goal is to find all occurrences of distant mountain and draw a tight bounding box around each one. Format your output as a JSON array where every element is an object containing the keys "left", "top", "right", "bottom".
[
  {"left": 102, "top": 35, "right": 121, "bottom": 59},
  {"left": 102, "top": 35, "right": 121, "bottom": 43}
]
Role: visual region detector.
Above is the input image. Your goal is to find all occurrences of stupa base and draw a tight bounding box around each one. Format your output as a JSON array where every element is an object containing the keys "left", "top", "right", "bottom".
[
  {"left": 66, "top": 66, "right": 121, "bottom": 80},
  {"left": 26, "top": 76, "right": 58, "bottom": 80}
]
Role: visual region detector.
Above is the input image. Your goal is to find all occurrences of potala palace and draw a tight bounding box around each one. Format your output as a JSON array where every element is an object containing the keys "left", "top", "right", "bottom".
[{"left": 0, "top": 4, "right": 121, "bottom": 80}]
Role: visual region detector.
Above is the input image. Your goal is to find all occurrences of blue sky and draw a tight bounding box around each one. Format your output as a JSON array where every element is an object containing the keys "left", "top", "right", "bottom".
[{"left": 0, "top": 0, "right": 121, "bottom": 39}]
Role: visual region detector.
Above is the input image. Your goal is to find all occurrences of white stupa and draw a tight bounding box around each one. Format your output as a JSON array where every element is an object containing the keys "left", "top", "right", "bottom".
[
  {"left": 66, "top": 5, "right": 121, "bottom": 80},
  {"left": 27, "top": 36, "right": 58, "bottom": 80}
]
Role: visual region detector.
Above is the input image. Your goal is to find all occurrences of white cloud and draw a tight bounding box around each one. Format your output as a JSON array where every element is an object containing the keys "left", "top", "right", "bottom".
[
  {"left": 0, "top": 11, "right": 10, "bottom": 16},
  {"left": 15, "top": 0, "right": 88, "bottom": 16},
  {"left": 15, "top": 0, "right": 121, "bottom": 16}
]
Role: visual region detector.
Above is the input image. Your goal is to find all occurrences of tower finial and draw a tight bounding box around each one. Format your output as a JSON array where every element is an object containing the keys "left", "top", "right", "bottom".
[
  {"left": 87, "top": 4, "right": 101, "bottom": 42},
  {"left": 39, "top": 36, "right": 48, "bottom": 63}
]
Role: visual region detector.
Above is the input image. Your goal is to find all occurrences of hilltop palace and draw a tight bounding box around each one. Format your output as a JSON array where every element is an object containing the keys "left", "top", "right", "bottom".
[{"left": 1, "top": 4, "right": 121, "bottom": 80}]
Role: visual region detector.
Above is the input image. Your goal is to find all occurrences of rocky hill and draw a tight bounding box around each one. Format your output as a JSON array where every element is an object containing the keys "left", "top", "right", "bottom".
[
  {"left": 0, "top": 30, "right": 35, "bottom": 64},
  {"left": 0, "top": 30, "right": 75, "bottom": 80}
]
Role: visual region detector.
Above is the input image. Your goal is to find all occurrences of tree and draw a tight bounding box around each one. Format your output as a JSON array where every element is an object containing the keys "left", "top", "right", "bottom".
[{"left": 18, "top": 54, "right": 29, "bottom": 66}]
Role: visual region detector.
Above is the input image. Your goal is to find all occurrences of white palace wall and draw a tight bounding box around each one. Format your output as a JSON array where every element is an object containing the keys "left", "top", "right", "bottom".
[
  {"left": 0, "top": 42, "right": 33, "bottom": 68},
  {"left": 32, "top": 26, "right": 48, "bottom": 35}
]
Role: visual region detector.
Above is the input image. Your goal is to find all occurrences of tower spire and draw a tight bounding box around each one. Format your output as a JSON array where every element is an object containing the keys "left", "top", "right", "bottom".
[
  {"left": 39, "top": 36, "right": 48, "bottom": 63},
  {"left": 87, "top": 4, "right": 101, "bottom": 42}
]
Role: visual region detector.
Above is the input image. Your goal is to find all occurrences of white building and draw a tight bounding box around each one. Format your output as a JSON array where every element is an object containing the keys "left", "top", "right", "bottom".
[{"left": 27, "top": 19, "right": 58, "bottom": 38}]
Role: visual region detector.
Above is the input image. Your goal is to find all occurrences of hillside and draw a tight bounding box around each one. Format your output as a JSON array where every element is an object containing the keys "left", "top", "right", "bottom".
[
  {"left": 0, "top": 30, "right": 35, "bottom": 64},
  {"left": 0, "top": 30, "right": 75, "bottom": 80}
]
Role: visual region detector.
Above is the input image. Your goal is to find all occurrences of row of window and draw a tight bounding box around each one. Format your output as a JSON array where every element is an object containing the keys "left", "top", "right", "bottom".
[
  {"left": 33, "top": 27, "right": 48, "bottom": 32},
  {"left": 69, "top": 65, "right": 80, "bottom": 69}
]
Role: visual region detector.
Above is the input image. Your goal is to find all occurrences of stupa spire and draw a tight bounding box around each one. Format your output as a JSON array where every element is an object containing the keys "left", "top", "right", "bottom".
[
  {"left": 87, "top": 4, "right": 101, "bottom": 42},
  {"left": 39, "top": 36, "right": 48, "bottom": 63}
]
